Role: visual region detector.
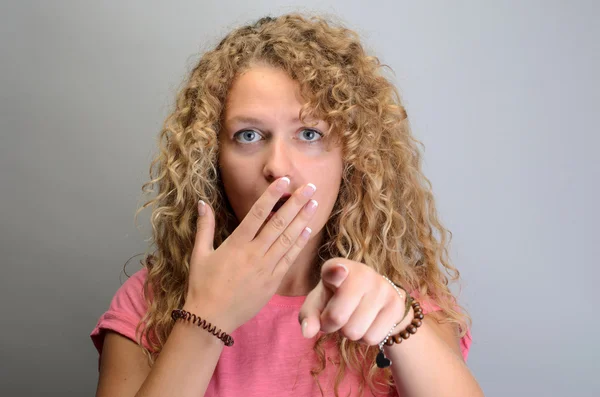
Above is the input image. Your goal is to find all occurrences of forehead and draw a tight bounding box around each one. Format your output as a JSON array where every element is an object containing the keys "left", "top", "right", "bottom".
[
  {"left": 222, "top": 65, "right": 333, "bottom": 134},
  {"left": 225, "top": 66, "right": 302, "bottom": 114}
]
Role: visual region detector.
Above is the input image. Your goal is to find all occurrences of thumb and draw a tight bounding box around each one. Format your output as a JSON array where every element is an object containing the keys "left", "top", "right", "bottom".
[
  {"left": 193, "top": 199, "right": 215, "bottom": 258},
  {"left": 298, "top": 281, "right": 333, "bottom": 339}
]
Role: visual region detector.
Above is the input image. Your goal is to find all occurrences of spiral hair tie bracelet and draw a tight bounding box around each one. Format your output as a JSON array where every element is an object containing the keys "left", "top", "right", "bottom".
[
  {"left": 171, "top": 309, "right": 234, "bottom": 347},
  {"left": 376, "top": 276, "right": 425, "bottom": 368}
]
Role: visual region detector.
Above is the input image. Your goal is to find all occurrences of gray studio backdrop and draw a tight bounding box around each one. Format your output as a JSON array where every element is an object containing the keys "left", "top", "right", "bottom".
[{"left": 1, "top": 1, "right": 598, "bottom": 396}]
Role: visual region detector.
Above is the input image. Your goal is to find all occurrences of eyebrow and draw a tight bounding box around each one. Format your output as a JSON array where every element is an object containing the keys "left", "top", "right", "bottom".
[
  {"left": 225, "top": 115, "right": 319, "bottom": 127},
  {"left": 225, "top": 115, "right": 271, "bottom": 127}
]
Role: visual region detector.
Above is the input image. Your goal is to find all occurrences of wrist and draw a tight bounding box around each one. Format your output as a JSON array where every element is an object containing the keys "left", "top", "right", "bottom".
[
  {"left": 181, "top": 300, "right": 236, "bottom": 335},
  {"left": 392, "top": 305, "right": 415, "bottom": 334},
  {"left": 376, "top": 293, "right": 425, "bottom": 368}
]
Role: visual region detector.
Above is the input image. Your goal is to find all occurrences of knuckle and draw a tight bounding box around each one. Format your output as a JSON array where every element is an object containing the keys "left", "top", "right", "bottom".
[
  {"left": 251, "top": 205, "right": 267, "bottom": 220},
  {"left": 362, "top": 333, "right": 379, "bottom": 346},
  {"left": 343, "top": 327, "right": 363, "bottom": 341},
  {"left": 324, "top": 311, "right": 346, "bottom": 327},
  {"left": 279, "top": 232, "right": 293, "bottom": 248},
  {"left": 281, "top": 253, "right": 294, "bottom": 267},
  {"left": 270, "top": 213, "right": 286, "bottom": 230},
  {"left": 377, "top": 284, "right": 391, "bottom": 302}
]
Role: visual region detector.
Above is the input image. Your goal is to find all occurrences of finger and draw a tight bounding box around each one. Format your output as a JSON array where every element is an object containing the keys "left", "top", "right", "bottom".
[
  {"left": 356, "top": 283, "right": 406, "bottom": 346},
  {"left": 340, "top": 293, "right": 384, "bottom": 343},
  {"left": 231, "top": 177, "right": 290, "bottom": 242},
  {"left": 271, "top": 226, "right": 312, "bottom": 278},
  {"left": 265, "top": 198, "right": 318, "bottom": 271},
  {"left": 319, "top": 272, "right": 363, "bottom": 334},
  {"left": 298, "top": 281, "right": 333, "bottom": 339},
  {"left": 253, "top": 183, "right": 317, "bottom": 255},
  {"left": 192, "top": 200, "right": 215, "bottom": 258},
  {"left": 360, "top": 285, "right": 411, "bottom": 345},
  {"left": 321, "top": 261, "right": 349, "bottom": 293},
  {"left": 359, "top": 304, "right": 401, "bottom": 346}
]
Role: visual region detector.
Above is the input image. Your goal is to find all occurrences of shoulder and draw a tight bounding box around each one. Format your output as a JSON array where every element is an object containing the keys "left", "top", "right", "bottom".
[{"left": 90, "top": 267, "right": 150, "bottom": 355}]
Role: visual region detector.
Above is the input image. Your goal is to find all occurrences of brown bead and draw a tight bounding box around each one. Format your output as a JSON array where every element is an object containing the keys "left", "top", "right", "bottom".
[
  {"left": 407, "top": 325, "right": 417, "bottom": 334},
  {"left": 400, "top": 330, "right": 410, "bottom": 339},
  {"left": 416, "top": 313, "right": 424, "bottom": 320},
  {"left": 414, "top": 308, "right": 423, "bottom": 314},
  {"left": 412, "top": 319, "right": 422, "bottom": 327},
  {"left": 393, "top": 334, "right": 403, "bottom": 344},
  {"left": 385, "top": 338, "right": 394, "bottom": 346}
]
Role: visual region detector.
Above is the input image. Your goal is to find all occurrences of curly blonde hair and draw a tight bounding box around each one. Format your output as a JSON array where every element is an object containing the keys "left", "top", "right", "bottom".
[{"left": 131, "top": 13, "right": 470, "bottom": 396}]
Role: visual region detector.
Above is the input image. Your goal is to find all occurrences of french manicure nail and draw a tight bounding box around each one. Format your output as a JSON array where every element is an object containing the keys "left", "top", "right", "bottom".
[
  {"left": 301, "top": 319, "right": 308, "bottom": 338},
  {"left": 305, "top": 200, "right": 318, "bottom": 215},
  {"left": 301, "top": 227, "right": 312, "bottom": 240},
  {"left": 277, "top": 177, "right": 290, "bottom": 191},
  {"left": 302, "top": 183, "right": 316, "bottom": 197}
]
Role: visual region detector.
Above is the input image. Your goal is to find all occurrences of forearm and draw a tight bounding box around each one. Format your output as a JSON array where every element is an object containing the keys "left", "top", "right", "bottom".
[
  {"left": 135, "top": 305, "right": 228, "bottom": 397},
  {"left": 386, "top": 318, "right": 484, "bottom": 397}
]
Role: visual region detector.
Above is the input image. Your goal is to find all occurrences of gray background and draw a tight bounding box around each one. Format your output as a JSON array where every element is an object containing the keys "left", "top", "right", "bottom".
[{"left": 1, "top": 1, "right": 598, "bottom": 396}]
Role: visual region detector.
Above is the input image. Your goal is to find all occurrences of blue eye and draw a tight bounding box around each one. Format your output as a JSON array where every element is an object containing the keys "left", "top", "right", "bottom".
[
  {"left": 298, "top": 129, "right": 323, "bottom": 142},
  {"left": 234, "top": 130, "right": 262, "bottom": 143}
]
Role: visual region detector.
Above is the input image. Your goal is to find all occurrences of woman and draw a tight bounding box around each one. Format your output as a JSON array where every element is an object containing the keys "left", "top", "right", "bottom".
[{"left": 91, "top": 13, "right": 484, "bottom": 397}]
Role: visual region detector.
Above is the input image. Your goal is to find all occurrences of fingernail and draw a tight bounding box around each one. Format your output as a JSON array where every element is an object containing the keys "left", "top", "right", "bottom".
[
  {"left": 198, "top": 200, "right": 206, "bottom": 216},
  {"left": 337, "top": 264, "right": 348, "bottom": 276},
  {"left": 300, "top": 227, "right": 312, "bottom": 240},
  {"left": 302, "top": 183, "right": 316, "bottom": 197},
  {"left": 305, "top": 200, "right": 318, "bottom": 215},
  {"left": 277, "top": 177, "right": 290, "bottom": 191},
  {"left": 301, "top": 319, "right": 308, "bottom": 338},
  {"left": 327, "top": 264, "right": 348, "bottom": 287}
]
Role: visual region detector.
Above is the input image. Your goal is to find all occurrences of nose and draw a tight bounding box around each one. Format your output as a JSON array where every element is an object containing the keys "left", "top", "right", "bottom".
[{"left": 262, "top": 136, "right": 294, "bottom": 183}]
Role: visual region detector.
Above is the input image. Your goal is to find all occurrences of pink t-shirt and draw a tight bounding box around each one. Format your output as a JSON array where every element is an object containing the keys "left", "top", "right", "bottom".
[{"left": 91, "top": 268, "right": 472, "bottom": 396}]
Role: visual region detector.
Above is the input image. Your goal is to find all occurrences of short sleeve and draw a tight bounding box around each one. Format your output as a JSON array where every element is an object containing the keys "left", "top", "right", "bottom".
[
  {"left": 90, "top": 268, "right": 150, "bottom": 363},
  {"left": 409, "top": 290, "right": 473, "bottom": 362}
]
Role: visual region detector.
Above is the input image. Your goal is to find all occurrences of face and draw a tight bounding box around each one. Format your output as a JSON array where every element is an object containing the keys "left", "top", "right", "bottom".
[{"left": 219, "top": 65, "right": 344, "bottom": 240}]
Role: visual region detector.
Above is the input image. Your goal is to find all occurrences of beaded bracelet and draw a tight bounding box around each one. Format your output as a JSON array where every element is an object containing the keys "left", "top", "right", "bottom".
[
  {"left": 376, "top": 277, "right": 425, "bottom": 368},
  {"left": 171, "top": 309, "right": 234, "bottom": 347},
  {"left": 386, "top": 298, "right": 424, "bottom": 346}
]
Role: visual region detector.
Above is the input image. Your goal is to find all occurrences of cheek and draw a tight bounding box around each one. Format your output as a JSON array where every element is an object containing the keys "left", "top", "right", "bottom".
[
  {"left": 304, "top": 157, "right": 343, "bottom": 221},
  {"left": 219, "top": 156, "right": 258, "bottom": 216}
]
